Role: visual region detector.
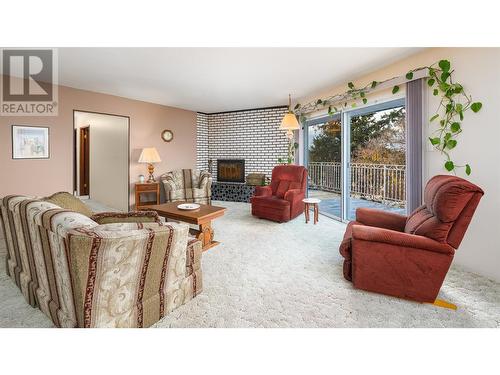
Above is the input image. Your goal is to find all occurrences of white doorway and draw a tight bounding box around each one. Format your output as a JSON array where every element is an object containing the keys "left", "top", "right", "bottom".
[{"left": 74, "top": 111, "right": 130, "bottom": 212}]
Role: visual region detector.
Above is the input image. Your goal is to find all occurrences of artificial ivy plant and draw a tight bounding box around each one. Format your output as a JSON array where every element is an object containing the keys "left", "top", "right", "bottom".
[{"left": 293, "top": 60, "right": 482, "bottom": 175}]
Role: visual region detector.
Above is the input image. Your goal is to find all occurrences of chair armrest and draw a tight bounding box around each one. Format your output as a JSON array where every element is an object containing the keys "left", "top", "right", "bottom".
[
  {"left": 186, "top": 237, "right": 202, "bottom": 274},
  {"left": 199, "top": 177, "right": 213, "bottom": 189},
  {"left": 352, "top": 225, "right": 454, "bottom": 255},
  {"left": 355, "top": 207, "right": 407, "bottom": 232},
  {"left": 284, "top": 189, "right": 304, "bottom": 204},
  {"left": 91, "top": 211, "right": 160, "bottom": 224},
  {"left": 185, "top": 237, "right": 203, "bottom": 296},
  {"left": 198, "top": 173, "right": 213, "bottom": 189},
  {"left": 198, "top": 176, "right": 213, "bottom": 201},
  {"left": 254, "top": 186, "right": 272, "bottom": 197},
  {"left": 161, "top": 178, "right": 177, "bottom": 192}
]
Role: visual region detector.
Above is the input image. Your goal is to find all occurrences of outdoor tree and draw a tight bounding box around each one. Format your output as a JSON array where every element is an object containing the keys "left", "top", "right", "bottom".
[
  {"left": 308, "top": 119, "right": 342, "bottom": 162},
  {"left": 308, "top": 107, "right": 405, "bottom": 165}
]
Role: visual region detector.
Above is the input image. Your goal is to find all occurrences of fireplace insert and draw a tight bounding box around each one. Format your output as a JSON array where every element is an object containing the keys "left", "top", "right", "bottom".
[{"left": 217, "top": 159, "right": 245, "bottom": 183}]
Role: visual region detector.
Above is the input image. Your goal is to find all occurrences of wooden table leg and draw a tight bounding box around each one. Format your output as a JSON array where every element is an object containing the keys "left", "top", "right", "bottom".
[
  {"left": 314, "top": 203, "right": 318, "bottom": 224},
  {"left": 304, "top": 203, "right": 310, "bottom": 223},
  {"left": 198, "top": 221, "right": 219, "bottom": 251}
]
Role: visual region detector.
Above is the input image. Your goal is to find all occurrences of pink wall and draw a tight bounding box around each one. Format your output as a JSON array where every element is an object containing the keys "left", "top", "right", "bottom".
[{"left": 0, "top": 76, "right": 197, "bottom": 208}]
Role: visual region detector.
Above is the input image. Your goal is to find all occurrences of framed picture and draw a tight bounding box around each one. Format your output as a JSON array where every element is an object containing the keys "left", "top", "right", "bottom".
[{"left": 12, "top": 125, "right": 50, "bottom": 159}]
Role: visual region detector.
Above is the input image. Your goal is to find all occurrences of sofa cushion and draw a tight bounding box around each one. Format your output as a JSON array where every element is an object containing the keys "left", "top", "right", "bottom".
[
  {"left": 404, "top": 205, "right": 452, "bottom": 243},
  {"left": 272, "top": 165, "right": 306, "bottom": 183},
  {"left": 251, "top": 195, "right": 290, "bottom": 208},
  {"left": 275, "top": 180, "right": 290, "bottom": 198},
  {"left": 404, "top": 176, "right": 484, "bottom": 245},
  {"left": 44, "top": 191, "right": 94, "bottom": 217},
  {"left": 423, "top": 175, "right": 475, "bottom": 222}
]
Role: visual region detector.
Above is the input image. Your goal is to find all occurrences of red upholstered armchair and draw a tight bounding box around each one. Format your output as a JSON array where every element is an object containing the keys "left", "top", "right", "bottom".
[
  {"left": 339, "top": 175, "right": 484, "bottom": 304},
  {"left": 251, "top": 165, "right": 307, "bottom": 223}
]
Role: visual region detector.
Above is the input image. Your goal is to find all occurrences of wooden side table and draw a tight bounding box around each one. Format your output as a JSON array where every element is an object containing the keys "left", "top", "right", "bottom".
[
  {"left": 303, "top": 198, "right": 321, "bottom": 224},
  {"left": 135, "top": 182, "right": 160, "bottom": 210}
]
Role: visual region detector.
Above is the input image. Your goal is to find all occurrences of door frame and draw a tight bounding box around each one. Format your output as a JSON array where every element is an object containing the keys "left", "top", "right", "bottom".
[
  {"left": 343, "top": 98, "right": 405, "bottom": 221},
  {"left": 72, "top": 110, "right": 131, "bottom": 210},
  {"left": 303, "top": 112, "right": 342, "bottom": 221},
  {"left": 79, "top": 126, "right": 90, "bottom": 196}
]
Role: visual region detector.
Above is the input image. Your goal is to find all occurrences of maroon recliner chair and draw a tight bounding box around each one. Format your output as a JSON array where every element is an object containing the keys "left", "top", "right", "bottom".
[
  {"left": 339, "top": 175, "right": 484, "bottom": 304},
  {"left": 251, "top": 165, "right": 307, "bottom": 223}
]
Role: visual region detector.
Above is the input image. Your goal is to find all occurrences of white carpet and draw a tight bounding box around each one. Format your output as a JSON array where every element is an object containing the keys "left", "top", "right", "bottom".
[{"left": 1, "top": 201, "right": 499, "bottom": 327}]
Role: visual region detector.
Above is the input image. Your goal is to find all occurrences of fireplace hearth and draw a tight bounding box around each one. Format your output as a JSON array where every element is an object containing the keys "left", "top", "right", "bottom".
[{"left": 217, "top": 159, "right": 245, "bottom": 183}]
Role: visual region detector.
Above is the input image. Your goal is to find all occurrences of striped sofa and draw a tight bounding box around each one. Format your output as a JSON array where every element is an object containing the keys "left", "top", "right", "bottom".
[
  {"left": 0, "top": 195, "right": 203, "bottom": 328},
  {"left": 161, "top": 169, "right": 212, "bottom": 205}
]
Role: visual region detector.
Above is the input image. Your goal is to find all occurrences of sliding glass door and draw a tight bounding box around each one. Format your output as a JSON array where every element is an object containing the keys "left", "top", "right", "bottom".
[
  {"left": 345, "top": 100, "right": 406, "bottom": 220},
  {"left": 305, "top": 98, "right": 406, "bottom": 221},
  {"left": 306, "top": 114, "right": 342, "bottom": 219}
]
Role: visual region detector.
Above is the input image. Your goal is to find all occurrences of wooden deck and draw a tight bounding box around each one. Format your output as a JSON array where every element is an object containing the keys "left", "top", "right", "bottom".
[{"left": 308, "top": 189, "right": 406, "bottom": 220}]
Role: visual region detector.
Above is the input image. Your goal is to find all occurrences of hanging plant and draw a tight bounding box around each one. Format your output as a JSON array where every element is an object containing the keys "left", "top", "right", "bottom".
[
  {"left": 423, "top": 60, "right": 482, "bottom": 175},
  {"left": 293, "top": 60, "right": 483, "bottom": 175}
]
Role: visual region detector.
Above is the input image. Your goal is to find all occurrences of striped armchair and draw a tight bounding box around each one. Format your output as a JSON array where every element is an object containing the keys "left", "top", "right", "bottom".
[
  {"left": 0, "top": 195, "right": 203, "bottom": 328},
  {"left": 161, "top": 169, "right": 212, "bottom": 205}
]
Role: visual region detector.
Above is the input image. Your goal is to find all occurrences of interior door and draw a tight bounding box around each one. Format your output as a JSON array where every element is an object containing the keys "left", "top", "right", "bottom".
[{"left": 79, "top": 126, "right": 90, "bottom": 196}]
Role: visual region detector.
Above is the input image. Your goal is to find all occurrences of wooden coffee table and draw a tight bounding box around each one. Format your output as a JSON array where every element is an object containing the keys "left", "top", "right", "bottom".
[{"left": 145, "top": 202, "right": 226, "bottom": 251}]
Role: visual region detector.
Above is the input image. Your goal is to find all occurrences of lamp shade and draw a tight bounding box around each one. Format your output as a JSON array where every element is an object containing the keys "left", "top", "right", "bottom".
[
  {"left": 279, "top": 113, "right": 300, "bottom": 131},
  {"left": 138, "top": 147, "right": 161, "bottom": 163}
]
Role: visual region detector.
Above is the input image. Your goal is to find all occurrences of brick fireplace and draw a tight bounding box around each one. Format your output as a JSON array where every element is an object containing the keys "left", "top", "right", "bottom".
[
  {"left": 217, "top": 159, "right": 245, "bottom": 183},
  {"left": 196, "top": 106, "right": 289, "bottom": 181}
]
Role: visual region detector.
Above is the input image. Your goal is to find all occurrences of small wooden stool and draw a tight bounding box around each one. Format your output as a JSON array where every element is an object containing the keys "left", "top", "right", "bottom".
[{"left": 302, "top": 198, "right": 321, "bottom": 224}]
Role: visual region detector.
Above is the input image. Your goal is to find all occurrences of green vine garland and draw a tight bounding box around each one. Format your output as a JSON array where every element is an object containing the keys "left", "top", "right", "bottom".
[{"left": 293, "top": 60, "right": 483, "bottom": 175}]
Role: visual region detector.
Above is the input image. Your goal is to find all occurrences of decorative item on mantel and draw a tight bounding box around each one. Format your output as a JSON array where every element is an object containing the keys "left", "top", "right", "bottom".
[
  {"left": 138, "top": 147, "right": 162, "bottom": 182},
  {"left": 278, "top": 94, "right": 300, "bottom": 164},
  {"left": 246, "top": 173, "right": 266, "bottom": 186}
]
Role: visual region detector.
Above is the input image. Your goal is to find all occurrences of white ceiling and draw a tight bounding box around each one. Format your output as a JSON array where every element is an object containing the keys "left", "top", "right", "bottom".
[{"left": 58, "top": 48, "right": 423, "bottom": 113}]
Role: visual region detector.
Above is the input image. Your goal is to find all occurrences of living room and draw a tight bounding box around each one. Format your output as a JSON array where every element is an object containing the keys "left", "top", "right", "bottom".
[{"left": 1, "top": 1, "right": 499, "bottom": 373}]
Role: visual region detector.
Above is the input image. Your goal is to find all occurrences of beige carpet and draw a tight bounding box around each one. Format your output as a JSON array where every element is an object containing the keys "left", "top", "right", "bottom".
[{"left": 1, "top": 201, "right": 499, "bottom": 328}]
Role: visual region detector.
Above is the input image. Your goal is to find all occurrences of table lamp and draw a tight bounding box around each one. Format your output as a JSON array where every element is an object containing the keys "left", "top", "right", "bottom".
[{"left": 138, "top": 147, "right": 161, "bottom": 182}]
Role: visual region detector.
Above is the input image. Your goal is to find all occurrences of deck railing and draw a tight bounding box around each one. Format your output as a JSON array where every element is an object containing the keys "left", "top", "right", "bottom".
[{"left": 308, "top": 162, "right": 406, "bottom": 205}]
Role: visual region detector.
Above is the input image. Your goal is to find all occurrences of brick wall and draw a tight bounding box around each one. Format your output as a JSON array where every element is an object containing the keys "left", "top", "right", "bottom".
[
  {"left": 196, "top": 113, "right": 209, "bottom": 170},
  {"left": 196, "top": 106, "right": 289, "bottom": 180}
]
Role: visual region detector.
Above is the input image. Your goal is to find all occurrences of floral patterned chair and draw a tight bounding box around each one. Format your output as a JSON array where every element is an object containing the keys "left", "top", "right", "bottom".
[{"left": 161, "top": 169, "right": 212, "bottom": 205}]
